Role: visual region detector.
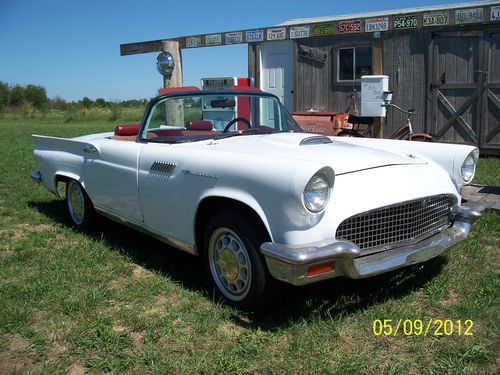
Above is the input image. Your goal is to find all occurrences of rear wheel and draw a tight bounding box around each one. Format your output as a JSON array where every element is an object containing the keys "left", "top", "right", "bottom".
[
  {"left": 66, "top": 180, "right": 95, "bottom": 228},
  {"left": 204, "top": 209, "right": 275, "bottom": 309}
]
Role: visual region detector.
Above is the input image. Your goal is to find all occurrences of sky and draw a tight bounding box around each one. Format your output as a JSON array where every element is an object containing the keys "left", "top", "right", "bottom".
[{"left": 0, "top": 0, "right": 468, "bottom": 101}]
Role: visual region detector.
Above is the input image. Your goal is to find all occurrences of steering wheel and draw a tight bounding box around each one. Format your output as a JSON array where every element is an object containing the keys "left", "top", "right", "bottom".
[{"left": 223, "top": 117, "right": 252, "bottom": 133}]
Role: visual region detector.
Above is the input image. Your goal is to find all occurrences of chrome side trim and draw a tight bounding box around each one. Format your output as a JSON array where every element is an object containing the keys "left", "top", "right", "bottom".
[{"left": 95, "top": 207, "right": 196, "bottom": 256}]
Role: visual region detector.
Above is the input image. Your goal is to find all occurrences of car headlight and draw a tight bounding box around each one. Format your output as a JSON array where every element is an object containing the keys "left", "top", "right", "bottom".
[
  {"left": 461, "top": 148, "right": 479, "bottom": 183},
  {"left": 303, "top": 173, "right": 330, "bottom": 212}
]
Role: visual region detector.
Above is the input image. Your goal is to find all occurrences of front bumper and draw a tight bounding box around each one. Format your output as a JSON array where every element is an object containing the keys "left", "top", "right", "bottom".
[{"left": 260, "top": 202, "right": 484, "bottom": 285}]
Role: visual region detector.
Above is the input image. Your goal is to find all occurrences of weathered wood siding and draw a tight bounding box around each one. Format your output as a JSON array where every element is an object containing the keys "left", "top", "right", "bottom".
[
  {"left": 284, "top": 26, "right": 499, "bottom": 154},
  {"left": 482, "top": 30, "right": 500, "bottom": 152},
  {"left": 294, "top": 33, "right": 372, "bottom": 113},
  {"left": 293, "top": 32, "right": 429, "bottom": 135},
  {"left": 382, "top": 31, "right": 428, "bottom": 135}
]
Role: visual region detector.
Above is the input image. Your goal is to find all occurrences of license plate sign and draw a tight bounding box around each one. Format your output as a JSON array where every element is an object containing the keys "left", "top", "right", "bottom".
[
  {"left": 394, "top": 15, "right": 418, "bottom": 29},
  {"left": 423, "top": 12, "right": 449, "bottom": 26}
]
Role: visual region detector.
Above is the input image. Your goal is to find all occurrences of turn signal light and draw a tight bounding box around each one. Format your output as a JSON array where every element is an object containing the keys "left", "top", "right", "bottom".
[{"left": 307, "top": 262, "right": 335, "bottom": 277}]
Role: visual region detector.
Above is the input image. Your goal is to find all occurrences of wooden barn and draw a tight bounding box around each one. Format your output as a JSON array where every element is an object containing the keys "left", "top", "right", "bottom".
[{"left": 121, "top": 1, "right": 500, "bottom": 154}]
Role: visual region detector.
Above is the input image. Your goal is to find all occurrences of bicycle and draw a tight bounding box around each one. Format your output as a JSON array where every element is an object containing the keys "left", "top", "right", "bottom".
[
  {"left": 337, "top": 103, "right": 432, "bottom": 141},
  {"left": 336, "top": 88, "right": 375, "bottom": 137},
  {"left": 382, "top": 103, "right": 433, "bottom": 142}
]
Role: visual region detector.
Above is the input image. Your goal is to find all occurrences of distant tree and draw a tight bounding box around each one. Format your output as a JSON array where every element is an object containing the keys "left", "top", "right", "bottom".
[
  {"left": 51, "top": 96, "right": 67, "bottom": 110},
  {"left": 24, "top": 84, "right": 49, "bottom": 110},
  {"left": 10, "top": 85, "right": 25, "bottom": 107},
  {"left": 81, "top": 96, "right": 93, "bottom": 109},
  {"left": 0, "top": 82, "right": 9, "bottom": 109},
  {"left": 95, "top": 98, "right": 106, "bottom": 107}
]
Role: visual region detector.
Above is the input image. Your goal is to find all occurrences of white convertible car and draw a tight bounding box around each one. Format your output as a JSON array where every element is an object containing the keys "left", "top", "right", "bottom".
[{"left": 32, "top": 88, "right": 483, "bottom": 308}]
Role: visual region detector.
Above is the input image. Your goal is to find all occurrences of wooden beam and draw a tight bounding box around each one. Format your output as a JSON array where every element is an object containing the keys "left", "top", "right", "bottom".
[
  {"left": 120, "top": 4, "right": 497, "bottom": 56},
  {"left": 121, "top": 40, "right": 166, "bottom": 56}
]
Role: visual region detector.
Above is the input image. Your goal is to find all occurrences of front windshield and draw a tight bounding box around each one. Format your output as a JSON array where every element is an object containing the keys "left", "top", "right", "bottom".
[{"left": 141, "top": 93, "right": 301, "bottom": 142}]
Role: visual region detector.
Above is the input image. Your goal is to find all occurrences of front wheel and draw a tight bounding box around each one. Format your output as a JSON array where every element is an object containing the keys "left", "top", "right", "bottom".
[
  {"left": 204, "top": 209, "right": 275, "bottom": 309},
  {"left": 66, "top": 180, "right": 95, "bottom": 228}
]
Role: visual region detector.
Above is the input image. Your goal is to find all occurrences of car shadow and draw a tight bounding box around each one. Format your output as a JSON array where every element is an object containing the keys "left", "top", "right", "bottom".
[{"left": 29, "top": 198, "right": 447, "bottom": 330}]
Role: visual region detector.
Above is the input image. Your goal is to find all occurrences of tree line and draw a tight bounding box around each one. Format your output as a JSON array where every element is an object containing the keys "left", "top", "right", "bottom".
[{"left": 0, "top": 82, "right": 148, "bottom": 113}]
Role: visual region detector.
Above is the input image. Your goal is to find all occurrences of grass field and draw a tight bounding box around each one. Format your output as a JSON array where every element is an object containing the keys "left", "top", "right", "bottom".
[{"left": 0, "top": 117, "right": 499, "bottom": 374}]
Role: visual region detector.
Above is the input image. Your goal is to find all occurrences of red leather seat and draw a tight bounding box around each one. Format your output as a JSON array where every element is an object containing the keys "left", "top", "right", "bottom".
[
  {"left": 185, "top": 120, "right": 213, "bottom": 131},
  {"left": 114, "top": 123, "right": 141, "bottom": 136}
]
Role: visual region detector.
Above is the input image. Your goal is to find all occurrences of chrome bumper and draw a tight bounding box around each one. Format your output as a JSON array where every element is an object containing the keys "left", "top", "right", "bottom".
[{"left": 260, "top": 203, "right": 484, "bottom": 286}]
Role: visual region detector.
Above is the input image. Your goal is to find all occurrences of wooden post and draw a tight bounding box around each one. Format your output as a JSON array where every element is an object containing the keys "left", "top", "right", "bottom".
[
  {"left": 373, "top": 36, "right": 384, "bottom": 138},
  {"left": 162, "top": 40, "right": 183, "bottom": 88},
  {"left": 162, "top": 40, "right": 184, "bottom": 126}
]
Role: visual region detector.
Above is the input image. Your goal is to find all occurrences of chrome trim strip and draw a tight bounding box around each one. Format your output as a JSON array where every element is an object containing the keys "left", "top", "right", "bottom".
[
  {"left": 95, "top": 207, "right": 196, "bottom": 255},
  {"left": 260, "top": 202, "right": 483, "bottom": 286}
]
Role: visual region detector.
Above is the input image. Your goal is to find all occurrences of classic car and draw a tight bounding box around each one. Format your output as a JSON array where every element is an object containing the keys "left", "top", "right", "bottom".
[{"left": 32, "top": 87, "right": 483, "bottom": 309}]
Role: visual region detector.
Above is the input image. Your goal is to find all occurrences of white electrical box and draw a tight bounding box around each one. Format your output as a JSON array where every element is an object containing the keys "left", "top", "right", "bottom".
[{"left": 361, "top": 75, "right": 389, "bottom": 117}]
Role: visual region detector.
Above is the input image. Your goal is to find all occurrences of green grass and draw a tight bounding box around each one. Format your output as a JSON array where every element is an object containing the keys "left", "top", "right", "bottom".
[{"left": 0, "top": 117, "right": 499, "bottom": 374}]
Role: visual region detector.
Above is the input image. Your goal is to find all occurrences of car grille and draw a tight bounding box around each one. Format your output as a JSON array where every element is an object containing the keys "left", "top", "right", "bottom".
[{"left": 335, "top": 195, "right": 456, "bottom": 253}]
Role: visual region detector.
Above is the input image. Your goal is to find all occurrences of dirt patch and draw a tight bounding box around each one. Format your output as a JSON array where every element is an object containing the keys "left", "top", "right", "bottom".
[
  {"left": 131, "top": 264, "right": 154, "bottom": 279},
  {"left": 140, "top": 294, "right": 168, "bottom": 317},
  {"left": 0, "top": 334, "right": 39, "bottom": 374},
  {"left": 0, "top": 223, "right": 54, "bottom": 241},
  {"left": 0, "top": 247, "right": 14, "bottom": 258},
  {"left": 130, "top": 331, "right": 146, "bottom": 349},
  {"left": 218, "top": 321, "right": 246, "bottom": 338},
  {"left": 68, "top": 363, "right": 85, "bottom": 375},
  {"left": 107, "top": 276, "right": 127, "bottom": 291},
  {"left": 112, "top": 324, "right": 128, "bottom": 333}
]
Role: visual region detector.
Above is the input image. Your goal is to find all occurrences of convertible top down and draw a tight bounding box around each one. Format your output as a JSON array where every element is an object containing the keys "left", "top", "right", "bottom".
[{"left": 32, "top": 88, "right": 483, "bottom": 309}]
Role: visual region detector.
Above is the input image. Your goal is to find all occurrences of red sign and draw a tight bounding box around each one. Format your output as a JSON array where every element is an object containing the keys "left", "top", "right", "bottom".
[{"left": 338, "top": 20, "right": 362, "bottom": 34}]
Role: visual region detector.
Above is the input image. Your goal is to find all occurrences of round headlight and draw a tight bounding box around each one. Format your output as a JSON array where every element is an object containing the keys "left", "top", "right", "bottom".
[
  {"left": 303, "top": 173, "right": 330, "bottom": 212},
  {"left": 461, "top": 149, "right": 479, "bottom": 183}
]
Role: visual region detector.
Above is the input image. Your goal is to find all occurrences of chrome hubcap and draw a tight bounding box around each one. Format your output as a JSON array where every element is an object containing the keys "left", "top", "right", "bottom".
[
  {"left": 208, "top": 228, "right": 251, "bottom": 301},
  {"left": 68, "top": 182, "right": 85, "bottom": 225}
]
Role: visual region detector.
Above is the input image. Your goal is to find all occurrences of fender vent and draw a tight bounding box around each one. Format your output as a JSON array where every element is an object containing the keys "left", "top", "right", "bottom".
[{"left": 150, "top": 161, "right": 176, "bottom": 174}]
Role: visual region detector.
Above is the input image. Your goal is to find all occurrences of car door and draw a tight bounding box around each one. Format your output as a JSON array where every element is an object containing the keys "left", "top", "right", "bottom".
[
  {"left": 138, "top": 143, "right": 190, "bottom": 246},
  {"left": 83, "top": 139, "right": 145, "bottom": 222}
]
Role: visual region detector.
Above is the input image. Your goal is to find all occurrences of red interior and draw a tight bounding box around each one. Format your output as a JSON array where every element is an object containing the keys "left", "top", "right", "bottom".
[
  {"left": 185, "top": 120, "right": 213, "bottom": 131},
  {"left": 111, "top": 121, "right": 219, "bottom": 142},
  {"left": 114, "top": 123, "right": 141, "bottom": 136}
]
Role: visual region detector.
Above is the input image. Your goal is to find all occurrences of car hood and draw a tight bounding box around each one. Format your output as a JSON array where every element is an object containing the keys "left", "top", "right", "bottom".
[{"left": 205, "top": 132, "right": 426, "bottom": 175}]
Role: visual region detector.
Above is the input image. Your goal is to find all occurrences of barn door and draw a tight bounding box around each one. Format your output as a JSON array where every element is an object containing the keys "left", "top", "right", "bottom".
[
  {"left": 481, "top": 31, "right": 500, "bottom": 153},
  {"left": 428, "top": 31, "right": 485, "bottom": 145}
]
